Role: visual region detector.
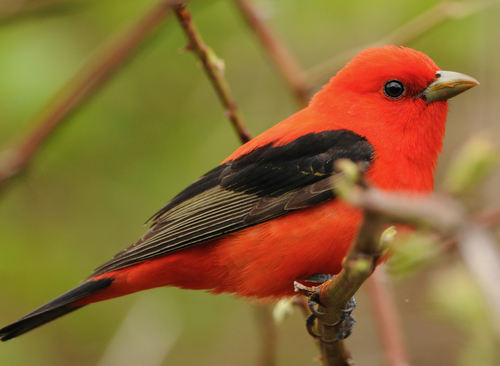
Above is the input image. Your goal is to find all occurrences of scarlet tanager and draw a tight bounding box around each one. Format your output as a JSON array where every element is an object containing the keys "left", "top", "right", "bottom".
[{"left": 0, "top": 46, "right": 478, "bottom": 340}]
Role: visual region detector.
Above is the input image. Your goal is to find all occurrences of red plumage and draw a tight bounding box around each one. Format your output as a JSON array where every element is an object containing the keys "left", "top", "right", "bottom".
[{"left": 81, "top": 46, "right": 447, "bottom": 302}]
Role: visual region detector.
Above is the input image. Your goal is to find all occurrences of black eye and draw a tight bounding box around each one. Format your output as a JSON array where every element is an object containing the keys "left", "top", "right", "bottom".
[{"left": 383, "top": 80, "right": 406, "bottom": 99}]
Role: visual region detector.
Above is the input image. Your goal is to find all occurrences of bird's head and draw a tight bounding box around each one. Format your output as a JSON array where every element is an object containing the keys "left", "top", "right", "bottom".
[
  {"left": 312, "top": 46, "right": 478, "bottom": 134},
  {"left": 308, "top": 46, "right": 478, "bottom": 191},
  {"left": 311, "top": 45, "right": 478, "bottom": 154}
]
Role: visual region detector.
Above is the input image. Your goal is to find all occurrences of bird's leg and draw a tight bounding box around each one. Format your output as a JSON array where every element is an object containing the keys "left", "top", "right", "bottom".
[
  {"left": 295, "top": 274, "right": 357, "bottom": 344},
  {"left": 305, "top": 273, "right": 336, "bottom": 283}
]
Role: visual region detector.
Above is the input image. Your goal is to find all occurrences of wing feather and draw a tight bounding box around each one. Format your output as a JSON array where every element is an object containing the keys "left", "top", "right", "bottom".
[{"left": 89, "top": 130, "right": 374, "bottom": 278}]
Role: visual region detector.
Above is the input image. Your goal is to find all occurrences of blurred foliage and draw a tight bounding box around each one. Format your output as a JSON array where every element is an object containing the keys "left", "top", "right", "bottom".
[
  {"left": 387, "top": 230, "right": 442, "bottom": 281},
  {"left": 443, "top": 133, "right": 500, "bottom": 198},
  {"left": 379, "top": 225, "right": 397, "bottom": 254},
  {"left": 0, "top": 0, "right": 499, "bottom": 365},
  {"left": 272, "top": 298, "right": 295, "bottom": 324},
  {"left": 427, "top": 264, "right": 500, "bottom": 366}
]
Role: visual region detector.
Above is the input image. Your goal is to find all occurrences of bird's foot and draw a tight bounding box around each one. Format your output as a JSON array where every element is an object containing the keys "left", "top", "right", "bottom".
[
  {"left": 294, "top": 274, "right": 356, "bottom": 344},
  {"left": 294, "top": 273, "right": 336, "bottom": 304}
]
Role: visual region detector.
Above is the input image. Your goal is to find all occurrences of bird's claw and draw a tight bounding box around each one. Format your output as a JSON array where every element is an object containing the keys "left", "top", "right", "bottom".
[
  {"left": 306, "top": 296, "right": 356, "bottom": 344},
  {"left": 295, "top": 274, "right": 357, "bottom": 344},
  {"left": 305, "top": 313, "right": 323, "bottom": 338},
  {"left": 308, "top": 299, "right": 326, "bottom": 316}
]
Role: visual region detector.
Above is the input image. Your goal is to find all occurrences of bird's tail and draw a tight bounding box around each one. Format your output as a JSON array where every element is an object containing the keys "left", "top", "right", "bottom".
[{"left": 0, "top": 278, "right": 113, "bottom": 341}]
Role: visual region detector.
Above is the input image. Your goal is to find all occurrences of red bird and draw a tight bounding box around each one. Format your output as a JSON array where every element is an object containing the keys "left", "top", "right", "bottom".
[{"left": 0, "top": 46, "right": 477, "bottom": 340}]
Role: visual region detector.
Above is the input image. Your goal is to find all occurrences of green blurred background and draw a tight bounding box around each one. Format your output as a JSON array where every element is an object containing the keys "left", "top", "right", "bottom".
[{"left": 0, "top": 0, "right": 499, "bottom": 365}]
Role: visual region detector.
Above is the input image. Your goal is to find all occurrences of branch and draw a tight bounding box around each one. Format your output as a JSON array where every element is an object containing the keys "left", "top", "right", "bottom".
[
  {"left": 366, "top": 269, "right": 410, "bottom": 366},
  {"left": 320, "top": 210, "right": 386, "bottom": 366},
  {"left": 233, "top": 0, "right": 310, "bottom": 107},
  {"left": 0, "top": 0, "right": 173, "bottom": 193},
  {"left": 306, "top": 0, "right": 500, "bottom": 87},
  {"left": 456, "top": 224, "right": 500, "bottom": 337},
  {"left": 0, "top": 0, "right": 82, "bottom": 25},
  {"left": 295, "top": 206, "right": 387, "bottom": 365},
  {"left": 474, "top": 206, "right": 500, "bottom": 228},
  {"left": 171, "top": 1, "right": 251, "bottom": 144},
  {"left": 253, "top": 305, "right": 278, "bottom": 366}
]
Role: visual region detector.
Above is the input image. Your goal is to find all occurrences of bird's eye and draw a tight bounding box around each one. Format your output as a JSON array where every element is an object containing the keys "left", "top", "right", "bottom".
[{"left": 383, "top": 80, "right": 406, "bottom": 99}]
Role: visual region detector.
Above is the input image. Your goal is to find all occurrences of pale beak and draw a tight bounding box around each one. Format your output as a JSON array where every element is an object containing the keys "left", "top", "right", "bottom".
[{"left": 421, "top": 71, "right": 479, "bottom": 104}]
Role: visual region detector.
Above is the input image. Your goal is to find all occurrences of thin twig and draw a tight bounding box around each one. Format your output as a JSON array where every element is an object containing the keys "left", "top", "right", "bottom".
[
  {"left": 0, "top": 0, "right": 173, "bottom": 193},
  {"left": 0, "top": 0, "right": 82, "bottom": 26},
  {"left": 171, "top": 1, "right": 251, "bottom": 144},
  {"left": 233, "top": 0, "right": 309, "bottom": 107},
  {"left": 457, "top": 224, "right": 500, "bottom": 337},
  {"left": 253, "top": 305, "right": 278, "bottom": 366},
  {"left": 306, "top": 0, "right": 500, "bottom": 88},
  {"left": 295, "top": 208, "right": 386, "bottom": 366},
  {"left": 366, "top": 269, "right": 410, "bottom": 366},
  {"left": 434, "top": 206, "right": 500, "bottom": 252},
  {"left": 292, "top": 296, "right": 311, "bottom": 318},
  {"left": 474, "top": 206, "right": 500, "bottom": 228}
]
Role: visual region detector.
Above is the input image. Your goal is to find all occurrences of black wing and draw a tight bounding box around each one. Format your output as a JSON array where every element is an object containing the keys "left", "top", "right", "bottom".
[{"left": 90, "top": 130, "right": 374, "bottom": 277}]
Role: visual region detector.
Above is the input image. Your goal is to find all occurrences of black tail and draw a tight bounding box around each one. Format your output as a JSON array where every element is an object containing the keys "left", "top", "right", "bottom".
[{"left": 0, "top": 278, "right": 113, "bottom": 341}]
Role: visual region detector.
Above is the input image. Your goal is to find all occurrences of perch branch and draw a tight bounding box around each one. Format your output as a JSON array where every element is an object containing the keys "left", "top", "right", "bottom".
[{"left": 296, "top": 207, "right": 386, "bottom": 366}]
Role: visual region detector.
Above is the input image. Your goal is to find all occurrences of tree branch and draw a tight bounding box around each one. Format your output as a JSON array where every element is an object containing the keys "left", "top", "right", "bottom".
[
  {"left": 306, "top": 0, "right": 500, "bottom": 88},
  {"left": 324, "top": 210, "right": 386, "bottom": 366},
  {"left": 232, "top": 0, "right": 310, "bottom": 107},
  {"left": 253, "top": 305, "right": 278, "bottom": 366},
  {"left": 295, "top": 206, "right": 387, "bottom": 366},
  {"left": 0, "top": 0, "right": 84, "bottom": 26},
  {"left": 171, "top": 1, "right": 251, "bottom": 144},
  {"left": 0, "top": 0, "right": 173, "bottom": 193},
  {"left": 366, "top": 269, "right": 410, "bottom": 366}
]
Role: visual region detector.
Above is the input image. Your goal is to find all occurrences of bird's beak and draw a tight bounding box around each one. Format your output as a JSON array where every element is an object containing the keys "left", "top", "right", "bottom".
[{"left": 421, "top": 71, "right": 479, "bottom": 104}]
